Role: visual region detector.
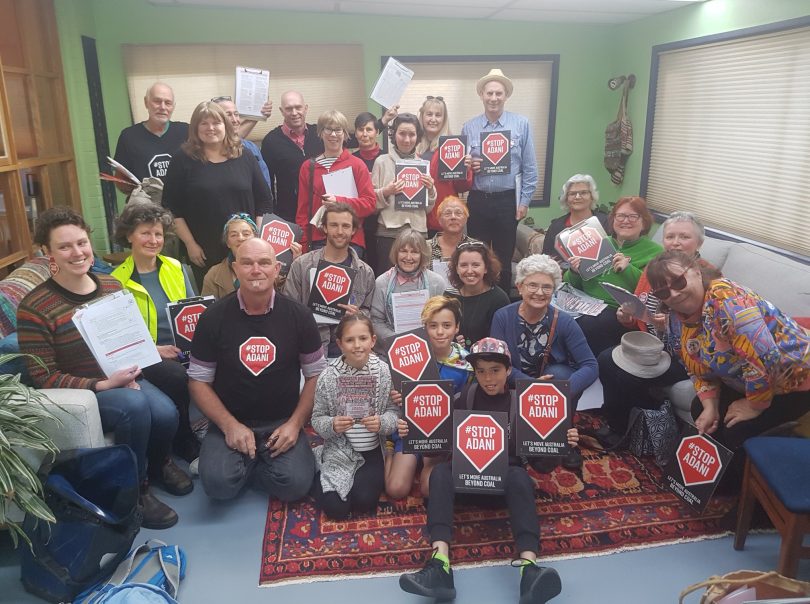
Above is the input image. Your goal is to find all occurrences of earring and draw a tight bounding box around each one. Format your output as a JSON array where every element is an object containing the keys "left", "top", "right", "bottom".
[{"left": 48, "top": 255, "right": 59, "bottom": 276}]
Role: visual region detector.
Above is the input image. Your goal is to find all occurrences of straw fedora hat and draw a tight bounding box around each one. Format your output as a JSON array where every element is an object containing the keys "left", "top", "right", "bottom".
[
  {"left": 611, "top": 331, "right": 671, "bottom": 379},
  {"left": 476, "top": 69, "right": 514, "bottom": 97}
]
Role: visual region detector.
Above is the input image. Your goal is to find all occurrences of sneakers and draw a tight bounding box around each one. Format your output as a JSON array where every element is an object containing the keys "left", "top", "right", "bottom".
[
  {"left": 153, "top": 458, "right": 193, "bottom": 496},
  {"left": 561, "top": 448, "right": 582, "bottom": 471},
  {"left": 139, "top": 483, "right": 179, "bottom": 530},
  {"left": 399, "top": 557, "right": 456, "bottom": 600},
  {"left": 519, "top": 564, "right": 562, "bottom": 604}
]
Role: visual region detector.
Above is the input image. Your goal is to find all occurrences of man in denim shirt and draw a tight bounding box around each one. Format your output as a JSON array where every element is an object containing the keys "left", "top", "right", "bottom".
[{"left": 462, "top": 69, "right": 538, "bottom": 293}]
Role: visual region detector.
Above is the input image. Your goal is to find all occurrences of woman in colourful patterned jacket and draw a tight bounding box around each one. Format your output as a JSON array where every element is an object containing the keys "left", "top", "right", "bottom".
[{"left": 646, "top": 250, "right": 810, "bottom": 468}]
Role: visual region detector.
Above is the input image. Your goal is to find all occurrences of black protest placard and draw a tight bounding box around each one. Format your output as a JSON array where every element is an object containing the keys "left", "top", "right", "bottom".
[
  {"left": 664, "top": 424, "right": 733, "bottom": 513},
  {"left": 438, "top": 135, "right": 467, "bottom": 181},
  {"left": 479, "top": 130, "right": 511, "bottom": 176},
  {"left": 307, "top": 259, "right": 357, "bottom": 321},
  {"left": 515, "top": 380, "right": 571, "bottom": 457},
  {"left": 394, "top": 162, "right": 428, "bottom": 211},
  {"left": 384, "top": 327, "right": 440, "bottom": 390},
  {"left": 336, "top": 375, "right": 375, "bottom": 420},
  {"left": 556, "top": 216, "right": 617, "bottom": 280},
  {"left": 452, "top": 410, "right": 508, "bottom": 495},
  {"left": 260, "top": 213, "right": 302, "bottom": 276},
  {"left": 166, "top": 296, "right": 216, "bottom": 359},
  {"left": 402, "top": 380, "right": 454, "bottom": 454}
]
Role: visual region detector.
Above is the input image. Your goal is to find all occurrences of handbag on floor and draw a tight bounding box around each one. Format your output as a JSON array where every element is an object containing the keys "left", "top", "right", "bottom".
[
  {"left": 628, "top": 399, "right": 679, "bottom": 468},
  {"left": 19, "top": 446, "right": 142, "bottom": 603},
  {"left": 679, "top": 569, "right": 810, "bottom": 603}
]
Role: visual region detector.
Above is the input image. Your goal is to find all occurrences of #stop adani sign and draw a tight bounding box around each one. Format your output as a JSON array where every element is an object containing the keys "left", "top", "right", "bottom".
[
  {"left": 385, "top": 328, "right": 440, "bottom": 389},
  {"left": 438, "top": 135, "right": 467, "bottom": 181},
  {"left": 259, "top": 213, "right": 302, "bottom": 276},
  {"left": 239, "top": 336, "right": 277, "bottom": 377},
  {"left": 556, "top": 216, "right": 617, "bottom": 281},
  {"left": 665, "top": 425, "right": 733, "bottom": 512},
  {"left": 166, "top": 296, "right": 215, "bottom": 358},
  {"left": 394, "top": 162, "right": 428, "bottom": 211},
  {"left": 402, "top": 380, "right": 453, "bottom": 454},
  {"left": 452, "top": 410, "right": 508, "bottom": 494},
  {"left": 307, "top": 259, "right": 357, "bottom": 321},
  {"left": 516, "top": 380, "right": 571, "bottom": 457},
  {"left": 479, "top": 130, "right": 511, "bottom": 175}
]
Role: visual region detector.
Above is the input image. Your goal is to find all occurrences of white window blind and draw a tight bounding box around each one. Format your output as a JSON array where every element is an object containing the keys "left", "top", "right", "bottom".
[
  {"left": 645, "top": 26, "right": 810, "bottom": 256},
  {"left": 122, "top": 44, "right": 366, "bottom": 144},
  {"left": 397, "top": 59, "right": 554, "bottom": 203}
]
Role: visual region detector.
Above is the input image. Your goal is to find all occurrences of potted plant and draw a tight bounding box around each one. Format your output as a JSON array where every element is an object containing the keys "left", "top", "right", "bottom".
[{"left": 0, "top": 353, "right": 60, "bottom": 547}]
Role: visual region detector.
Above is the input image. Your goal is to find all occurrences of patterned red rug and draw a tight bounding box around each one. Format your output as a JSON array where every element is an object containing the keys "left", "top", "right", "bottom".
[{"left": 259, "top": 413, "right": 735, "bottom": 587}]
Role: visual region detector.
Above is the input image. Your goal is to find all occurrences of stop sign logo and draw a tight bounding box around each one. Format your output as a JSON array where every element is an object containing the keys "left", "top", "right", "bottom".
[
  {"left": 519, "top": 382, "right": 567, "bottom": 439},
  {"left": 566, "top": 226, "right": 603, "bottom": 261},
  {"left": 173, "top": 303, "right": 207, "bottom": 344},
  {"left": 239, "top": 337, "right": 277, "bottom": 377},
  {"left": 260, "top": 220, "right": 294, "bottom": 254},
  {"left": 398, "top": 166, "right": 424, "bottom": 200},
  {"left": 481, "top": 132, "right": 509, "bottom": 166},
  {"left": 439, "top": 137, "right": 464, "bottom": 171},
  {"left": 389, "top": 333, "right": 431, "bottom": 381},
  {"left": 405, "top": 383, "right": 450, "bottom": 437},
  {"left": 677, "top": 435, "right": 722, "bottom": 486},
  {"left": 456, "top": 414, "right": 505, "bottom": 473},
  {"left": 315, "top": 265, "right": 351, "bottom": 305}
]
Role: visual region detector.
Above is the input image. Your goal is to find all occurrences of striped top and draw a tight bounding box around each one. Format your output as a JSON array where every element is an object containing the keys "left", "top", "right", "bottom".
[
  {"left": 16, "top": 274, "right": 123, "bottom": 390},
  {"left": 316, "top": 156, "right": 339, "bottom": 170}
]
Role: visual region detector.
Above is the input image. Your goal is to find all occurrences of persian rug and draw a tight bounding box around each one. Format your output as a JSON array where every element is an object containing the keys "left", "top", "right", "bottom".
[{"left": 259, "top": 413, "right": 735, "bottom": 587}]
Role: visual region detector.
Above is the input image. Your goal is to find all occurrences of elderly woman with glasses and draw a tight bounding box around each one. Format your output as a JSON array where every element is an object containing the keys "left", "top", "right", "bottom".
[
  {"left": 543, "top": 174, "right": 609, "bottom": 261},
  {"left": 645, "top": 250, "right": 810, "bottom": 488},
  {"left": 429, "top": 196, "right": 479, "bottom": 263},
  {"left": 564, "top": 196, "right": 663, "bottom": 356},
  {"left": 491, "top": 254, "right": 597, "bottom": 470}
]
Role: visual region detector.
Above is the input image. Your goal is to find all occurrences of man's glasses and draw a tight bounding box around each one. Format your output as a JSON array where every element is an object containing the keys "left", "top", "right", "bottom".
[
  {"left": 567, "top": 190, "right": 591, "bottom": 199},
  {"left": 651, "top": 265, "right": 692, "bottom": 300},
  {"left": 211, "top": 95, "right": 232, "bottom": 103},
  {"left": 522, "top": 283, "right": 555, "bottom": 294},
  {"left": 615, "top": 213, "right": 641, "bottom": 223}
]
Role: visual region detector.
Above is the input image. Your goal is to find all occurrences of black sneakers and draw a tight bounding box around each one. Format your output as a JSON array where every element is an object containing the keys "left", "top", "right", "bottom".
[
  {"left": 519, "top": 564, "right": 562, "bottom": 604},
  {"left": 399, "top": 557, "right": 456, "bottom": 600}
]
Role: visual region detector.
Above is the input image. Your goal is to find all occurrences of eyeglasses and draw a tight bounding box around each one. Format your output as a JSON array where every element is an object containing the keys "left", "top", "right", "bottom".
[
  {"left": 615, "top": 213, "right": 641, "bottom": 223},
  {"left": 441, "top": 209, "right": 466, "bottom": 218},
  {"left": 522, "top": 283, "right": 555, "bottom": 294},
  {"left": 426, "top": 96, "right": 445, "bottom": 102},
  {"left": 211, "top": 95, "right": 232, "bottom": 103},
  {"left": 651, "top": 265, "right": 692, "bottom": 300},
  {"left": 323, "top": 127, "right": 344, "bottom": 135},
  {"left": 567, "top": 190, "right": 591, "bottom": 198}
]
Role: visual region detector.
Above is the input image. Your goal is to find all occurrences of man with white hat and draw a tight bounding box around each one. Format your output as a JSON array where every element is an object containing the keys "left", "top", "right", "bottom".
[{"left": 462, "top": 69, "right": 538, "bottom": 293}]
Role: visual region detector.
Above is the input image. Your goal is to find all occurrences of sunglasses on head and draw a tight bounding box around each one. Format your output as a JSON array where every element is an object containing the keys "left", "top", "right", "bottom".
[
  {"left": 211, "top": 95, "right": 232, "bottom": 103},
  {"left": 651, "top": 264, "right": 693, "bottom": 300},
  {"left": 457, "top": 241, "right": 487, "bottom": 251},
  {"left": 426, "top": 95, "right": 445, "bottom": 102}
]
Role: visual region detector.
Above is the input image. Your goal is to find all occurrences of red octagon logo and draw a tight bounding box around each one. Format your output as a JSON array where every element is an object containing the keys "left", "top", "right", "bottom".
[
  {"left": 439, "top": 137, "right": 465, "bottom": 171},
  {"left": 405, "top": 383, "right": 451, "bottom": 437},
  {"left": 566, "top": 226, "right": 603, "bottom": 261},
  {"left": 260, "top": 220, "right": 294, "bottom": 255},
  {"left": 315, "top": 265, "right": 351, "bottom": 306},
  {"left": 519, "top": 382, "right": 567, "bottom": 439},
  {"left": 173, "top": 303, "right": 207, "bottom": 345},
  {"left": 388, "top": 333, "right": 431, "bottom": 381},
  {"left": 239, "top": 337, "right": 277, "bottom": 377},
  {"left": 456, "top": 414, "right": 505, "bottom": 473},
  {"left": 398, "top": 166, "right": 425, "bottom": 201},
  {"left": 481, "top": 132, "right": 509, "bottom": 166},
  {"left": 677, "top": 435, "right": 722, "bottom": 486}
]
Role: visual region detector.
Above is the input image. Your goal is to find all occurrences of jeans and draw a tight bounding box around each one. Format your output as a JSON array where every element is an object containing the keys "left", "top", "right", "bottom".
[
  {"left": 95, "top": 379, "right": 179, "bottom": 480},
  {"left": 199, "top": 419, "right": 315, "bottom": 501},
  {"left": 141, "top": 359, "right": 193, "bottom": 443}
]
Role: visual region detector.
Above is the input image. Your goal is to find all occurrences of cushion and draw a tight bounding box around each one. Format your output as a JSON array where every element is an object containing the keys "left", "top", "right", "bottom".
[
  {"left": 794, "top": 317, "right": 810, "bottom": 331},
  {"left": 0, "top": 332, "right": 32, "bottom": 384},
  {"left": 744, "top": 436, "right": 810, "bottom": 513},
  {"left": 0, "top": 257, "right": 50, "bottom": 337}
]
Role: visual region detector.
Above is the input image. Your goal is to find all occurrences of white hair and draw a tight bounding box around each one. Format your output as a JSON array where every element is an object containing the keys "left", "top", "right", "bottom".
[
  {"left": 559, "top": 174, "right": 599, "bottom": 211},
  {"left": 662, "top": 211, "right": 705, "bottom": 245},
  {"left": 515, "top": 254, "right": 562, "bottom": 289}
]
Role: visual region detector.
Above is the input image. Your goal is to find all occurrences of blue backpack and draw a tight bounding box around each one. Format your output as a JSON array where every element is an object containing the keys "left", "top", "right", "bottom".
[{"left": 74, "top": 540, "right": 186, "bottom": 604}]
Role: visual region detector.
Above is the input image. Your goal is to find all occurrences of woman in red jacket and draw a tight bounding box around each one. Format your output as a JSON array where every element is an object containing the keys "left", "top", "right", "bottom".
[{"left": 296, "top": 110, "right": 376, "bottom": 256}]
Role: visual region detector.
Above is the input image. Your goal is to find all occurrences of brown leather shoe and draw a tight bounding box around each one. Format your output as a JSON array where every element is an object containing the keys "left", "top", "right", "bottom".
[
  {"left": 139, "top": 483, "right": 179, "bottom": 530},
  {"left": 155, "top": 458, "right": 193, "bottom": 496}
]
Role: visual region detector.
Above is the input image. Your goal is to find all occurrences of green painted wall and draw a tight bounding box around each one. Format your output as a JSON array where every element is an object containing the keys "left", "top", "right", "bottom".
[{"left": 53, "top": 0, "right": 809, "bottom": 252}]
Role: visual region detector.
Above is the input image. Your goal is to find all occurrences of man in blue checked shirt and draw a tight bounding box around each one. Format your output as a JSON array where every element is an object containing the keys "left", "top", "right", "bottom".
[{"left": 462, "top": 69, "right": 538, "bottom": 293}]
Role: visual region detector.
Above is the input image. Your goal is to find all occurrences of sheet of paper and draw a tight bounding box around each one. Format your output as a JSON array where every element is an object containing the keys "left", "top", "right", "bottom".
[
  {"left": 600, "top": 282, "right": 650, "bottom": 322},
  {"left": 391, "top": 289, "right": 430, "bottom": 334},
  {"left": 73, "top": 291, "right": 160, "bottom": 377},
  {"left": 322, "top": 167, "right": 359, "bottom": 198},
  {"left": 235, "top": 66, "right": 270, "bottom": 120},
  {"left": 431, "top": 259, "right": 450, "bottom": 282},
  {"left": 107, "top": 156, "right": 139, "bottom": 185},
  {"left": 370, "top": 57, "right": 413, "bottom": 109},
  {"left": 553, "top": 284, "right": 607, "bottom": 318}
]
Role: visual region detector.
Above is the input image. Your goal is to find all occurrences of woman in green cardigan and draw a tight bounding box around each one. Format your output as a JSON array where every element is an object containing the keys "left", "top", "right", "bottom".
[{"left": 564, "top": 196, "right": 662, "bottom": 355}]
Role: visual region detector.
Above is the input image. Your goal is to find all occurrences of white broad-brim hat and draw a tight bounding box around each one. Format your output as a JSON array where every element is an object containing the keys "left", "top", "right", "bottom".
[
  {"left": 611, "top": 331, "right": 671, "bottom": 379},
  {"left": 476, "top": 69, "right": 514, "bottom": 97}
]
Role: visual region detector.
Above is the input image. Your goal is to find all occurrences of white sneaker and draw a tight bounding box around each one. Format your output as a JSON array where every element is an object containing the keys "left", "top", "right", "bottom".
[{"left": 189, "top": 457, "right": 199, "bottom": 477}]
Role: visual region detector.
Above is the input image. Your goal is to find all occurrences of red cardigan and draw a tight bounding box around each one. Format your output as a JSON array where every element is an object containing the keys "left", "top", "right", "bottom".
[
  {"left": 426, "top": 151, "right": 474, "bottom": 232},
  {"left": 295, "top": 149, "right": 376, "bottom": 249}
]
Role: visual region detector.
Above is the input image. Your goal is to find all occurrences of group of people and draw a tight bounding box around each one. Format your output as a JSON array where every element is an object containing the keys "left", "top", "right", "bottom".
[{"left": 14, "top": 68, "right": 810, "bottom": 604}]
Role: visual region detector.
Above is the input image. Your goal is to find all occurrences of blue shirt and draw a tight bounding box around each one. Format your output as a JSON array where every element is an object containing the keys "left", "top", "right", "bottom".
[
  {"left": 242, "top": 138, "right": 271, "bottom": 187},
  {"left": 461, "top": 110, "right": 538, "bottom": 207}
]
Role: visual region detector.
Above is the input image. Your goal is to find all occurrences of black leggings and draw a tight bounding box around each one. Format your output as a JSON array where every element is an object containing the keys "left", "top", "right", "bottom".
[{"left": 314, "top": 448, "right": 385, "bottom": 520}]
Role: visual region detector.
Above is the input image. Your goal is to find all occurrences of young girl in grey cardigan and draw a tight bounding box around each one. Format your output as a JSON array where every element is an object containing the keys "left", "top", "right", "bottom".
[{"left": 311, "top": 313, "right": 399, "bottom": 519}]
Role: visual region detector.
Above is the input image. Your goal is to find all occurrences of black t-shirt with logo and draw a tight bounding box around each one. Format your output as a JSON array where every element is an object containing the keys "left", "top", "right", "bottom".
[
  {"left": 190, "top": 291, "right": 322, "bottom": 423},
  {"left": 114, "top": 121, "right": 189, "bottom": 182}
]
